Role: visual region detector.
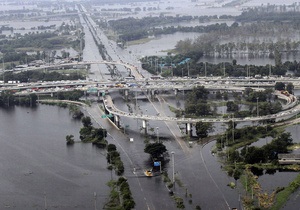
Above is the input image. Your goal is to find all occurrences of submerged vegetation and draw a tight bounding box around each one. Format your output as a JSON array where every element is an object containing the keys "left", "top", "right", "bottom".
[{"left": 217, "top": 123, "right": 299, "bottom": 209}]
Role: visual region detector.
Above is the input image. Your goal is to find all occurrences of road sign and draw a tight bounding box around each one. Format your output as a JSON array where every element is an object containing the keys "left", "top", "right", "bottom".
[
  {"left": 87, "top": 87, "right": 98, "bottom": 93},
  {"left": 101, "top": 114, "right": 113, "bottom": 118}
]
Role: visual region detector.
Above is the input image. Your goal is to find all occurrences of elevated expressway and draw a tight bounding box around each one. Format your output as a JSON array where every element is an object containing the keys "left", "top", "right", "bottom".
[
  {"left": 2, "top": 60, "right": 300, "bottom": 135},
  {"left": 4, "top": 59, "right": 300, "bottom": 87},
  {"left": 102, "top": 90, "right": 300, "bottom": 136}
]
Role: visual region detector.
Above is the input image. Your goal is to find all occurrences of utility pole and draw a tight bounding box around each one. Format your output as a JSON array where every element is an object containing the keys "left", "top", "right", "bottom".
[
  {"left": 2, "top": 57, "right": 4, "bottom": 83},
  {"left": 156, "top": 127, "right": 159, "bottom": 143},
  {"left": 256, "top": 97, "right": 259, "bottom": 117},
  {"left": 171, "top": 151, "right": 175, "bottom": 185},
  {"left": 187, "top": 61, "right": 189, "bottom": 77},
  {"left": 94, "top": 192, "right": 97, "bottom": 210},
  {"left": 171, "top": 61, "right": 173, "bottom": 77},
  {"left": 232, "top": 114, "right": 235, "bottom": 143},
  {"left": 204, "top": 62, "right": 207, "bottom": 77},
  {"left": 44, "top": 191, "right": 47, "bottom": 210}
]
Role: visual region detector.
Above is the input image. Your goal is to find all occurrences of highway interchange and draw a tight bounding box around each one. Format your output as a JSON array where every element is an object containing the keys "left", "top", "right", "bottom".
[
  {"left": 2, "top": 62, "right": 300, "bottom": 125},
  {"left": 2, "top": 4, "right": 300, "bottom": 210}
]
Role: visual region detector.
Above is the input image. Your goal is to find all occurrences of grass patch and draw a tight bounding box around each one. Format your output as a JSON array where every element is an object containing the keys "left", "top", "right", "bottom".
[
  {"left": 168, "top": 105, "right": 184, "bottom": 117},
  {"left": 127, "top": 37, "right": 154, "bottom": 46},
  {"left": 270, "top": 173, "right": 300, "bottom": 210}
]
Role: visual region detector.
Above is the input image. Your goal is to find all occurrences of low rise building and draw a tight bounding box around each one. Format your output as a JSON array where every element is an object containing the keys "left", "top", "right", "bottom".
[{"left": 278, "top": 154, "right": 300, "bottom": 165}]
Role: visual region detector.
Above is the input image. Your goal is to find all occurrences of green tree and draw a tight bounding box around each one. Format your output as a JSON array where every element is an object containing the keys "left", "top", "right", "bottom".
[
  {"left": 144, "top": 142, "right": 167, "bottom": 159},
  {"left": 107, "top": 144, "right": 117, "bottom": 152},
  {"left": 79, "top": 126, "right": 93, "bottom": 142},
  {"left": 82, "top": 116, "right": 92, "bottom": 127},
  {"left": 186, "top": 86, "right": 209, "bottom": 103},
  {"left": 195, "top": 121, "right": 213, "bottom": 138},
  {"left": 226, "top": 101, "right": 239, "bottom": 112},
  {"left": 215, "top": 90, "right": 222, "bottom": 100},
  {"left": 242, "top": 146, "right": 266, "bottom": 164},
  {"left": 91, "top": 128, "right": 107, "bottom": 148},
  {"left": 233, "top": 167, "right": 243, "bottom": 181},
  {"left": 66, "top": 134, "right": 75, "bottom": 145},
  {"left": 286, "top": 82, "right": 294, "bottom": 94},
  {"left": 69, "top": 105, "right": 83, "bottom": 119},
  {"left": 274, "top": 82, "right": 285, "bottom": 91}
]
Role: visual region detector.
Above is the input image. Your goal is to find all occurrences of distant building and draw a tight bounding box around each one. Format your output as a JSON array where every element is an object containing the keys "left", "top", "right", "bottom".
[{"left": 278, "top": 154, "right": 300, "bottom": 165}]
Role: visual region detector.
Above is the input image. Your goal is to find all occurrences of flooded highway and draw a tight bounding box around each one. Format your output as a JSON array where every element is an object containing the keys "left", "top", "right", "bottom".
[{"left": 1, "top": 1, "right": 300, "bottom": 209}]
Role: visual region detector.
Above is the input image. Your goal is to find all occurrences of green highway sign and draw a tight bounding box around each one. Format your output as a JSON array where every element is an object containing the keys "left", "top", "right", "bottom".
[{"left": 101, "top": 114, "right": 113, "bottom": 118}]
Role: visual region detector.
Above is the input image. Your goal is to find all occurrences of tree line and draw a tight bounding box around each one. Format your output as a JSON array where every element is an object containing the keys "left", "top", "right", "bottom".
[
  {"left": 66, "top": 113, "right": 135, "bottom": 209},
  {"left": 2, "top": 70, "right": 84, "bottom": 83},
  {"left": 0, "top": 22, "right": 84, "bottom": 65},
  {"left": 176, "top": 85, "right": 283, "bottom": 139},
  {"left": 0, "top": 91, "right": 37, "bottom": 107},
  {"left": 141, "top": 54, "right": 300, "bottom": 78},
  {"left": 105, "top": 9, "right": 300, "bottom": 59}
]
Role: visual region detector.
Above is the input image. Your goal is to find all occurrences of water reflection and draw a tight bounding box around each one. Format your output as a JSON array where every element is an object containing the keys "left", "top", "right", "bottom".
[
  {"left": 250, "top": 166, "right": 264, "bottom": 176},
  {"left": 265, "top": 168, "right": 276, "bottom": 175}
]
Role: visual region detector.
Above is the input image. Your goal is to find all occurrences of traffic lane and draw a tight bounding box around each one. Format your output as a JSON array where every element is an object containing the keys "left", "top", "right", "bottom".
[
  {"left": 181, "top": 141, "right": 240, "bottom": 209},
  {"left": 99, "top": 92, "right": 240, "bottom": 209},
  {"left": 106, "top": 120, "right": 178, "bottom": 210},
  {"left": 106, "top": 94, "right": 179, "bottom": 209},
  {"left": 281, "top": 186, "right": 300, "bottom": 210},
  {"left": 111, "top": 91, "right": 238, "bottom": 208},
  {"left": 79, "top": 12, "right": 171, "bottom": 209},
  {"left": 129, "top": 94, "right": 236, "bottom": 209},
  {"left": 86, "top": 104, "right": 177, "bottom": 210},
  {"left": 85, "top": 104, "right": 153, "bottom": 209},
  {"left": 159, "top": 138, "right": 240, "bottom": 210}
]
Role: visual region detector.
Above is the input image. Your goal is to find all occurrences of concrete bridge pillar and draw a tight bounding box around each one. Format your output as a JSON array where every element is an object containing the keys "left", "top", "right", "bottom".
[
  {"left": 142, "top": 119, "right": 147, "bottom": 134},
  {"left": 124, "top": 89, "right": 129, "bottom": 100},
  {"left": 186, "top": 122, "right": 192, "bottom": 137},
  {"left": 114, "top": 115, "right": 120, "bottom": 128},
  {"left": 150, "top": 89, "right": 155, "bottom": 99},
  {"left": 174, "top": 89, "right": 178, "bottom": 96},
  {"left": 97, "top": 90, "right": 101, "bottom": 101},
  {"left": 84, "top": 91, "right": 87, "bottom": 100}
]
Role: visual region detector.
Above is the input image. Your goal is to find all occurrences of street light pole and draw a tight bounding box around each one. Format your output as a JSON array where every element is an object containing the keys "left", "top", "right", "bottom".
[
  {"left": 159, "top": 161, "right": 162, "bottom": 174},
  {"left": 204, "top": 62, "right": 207, "bottom": 77},
  {"left": 44, "top": 191, "right": 47, "bottom": 210},
  {"left": 187, "top": 61, "right": 189, "bottom": 77},
  {"left": 256, "top": 97, "right": 259, "bottom": 117},
  {"left": 171, "top": 151, "right": 175, "bottom": 185},
  {"left": 135, "top": 90, "right": 137, "bottom": 108},
  {"left": 94, "top": 192, "right": 97, "bottom": 210},
  {"left": 156, "top": 127, "right": 159, "bottom": 143},
  {"left": 2, "top": 57, "right": 4, "bottom": 83}
]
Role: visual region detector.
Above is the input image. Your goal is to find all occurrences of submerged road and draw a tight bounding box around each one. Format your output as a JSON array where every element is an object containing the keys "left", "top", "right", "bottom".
[
  {"left": 77, "top": 4, "right": 241, "bottom": 209},
  {"left": 84, "top": 103, "right": 177, "bottom": 210}
]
